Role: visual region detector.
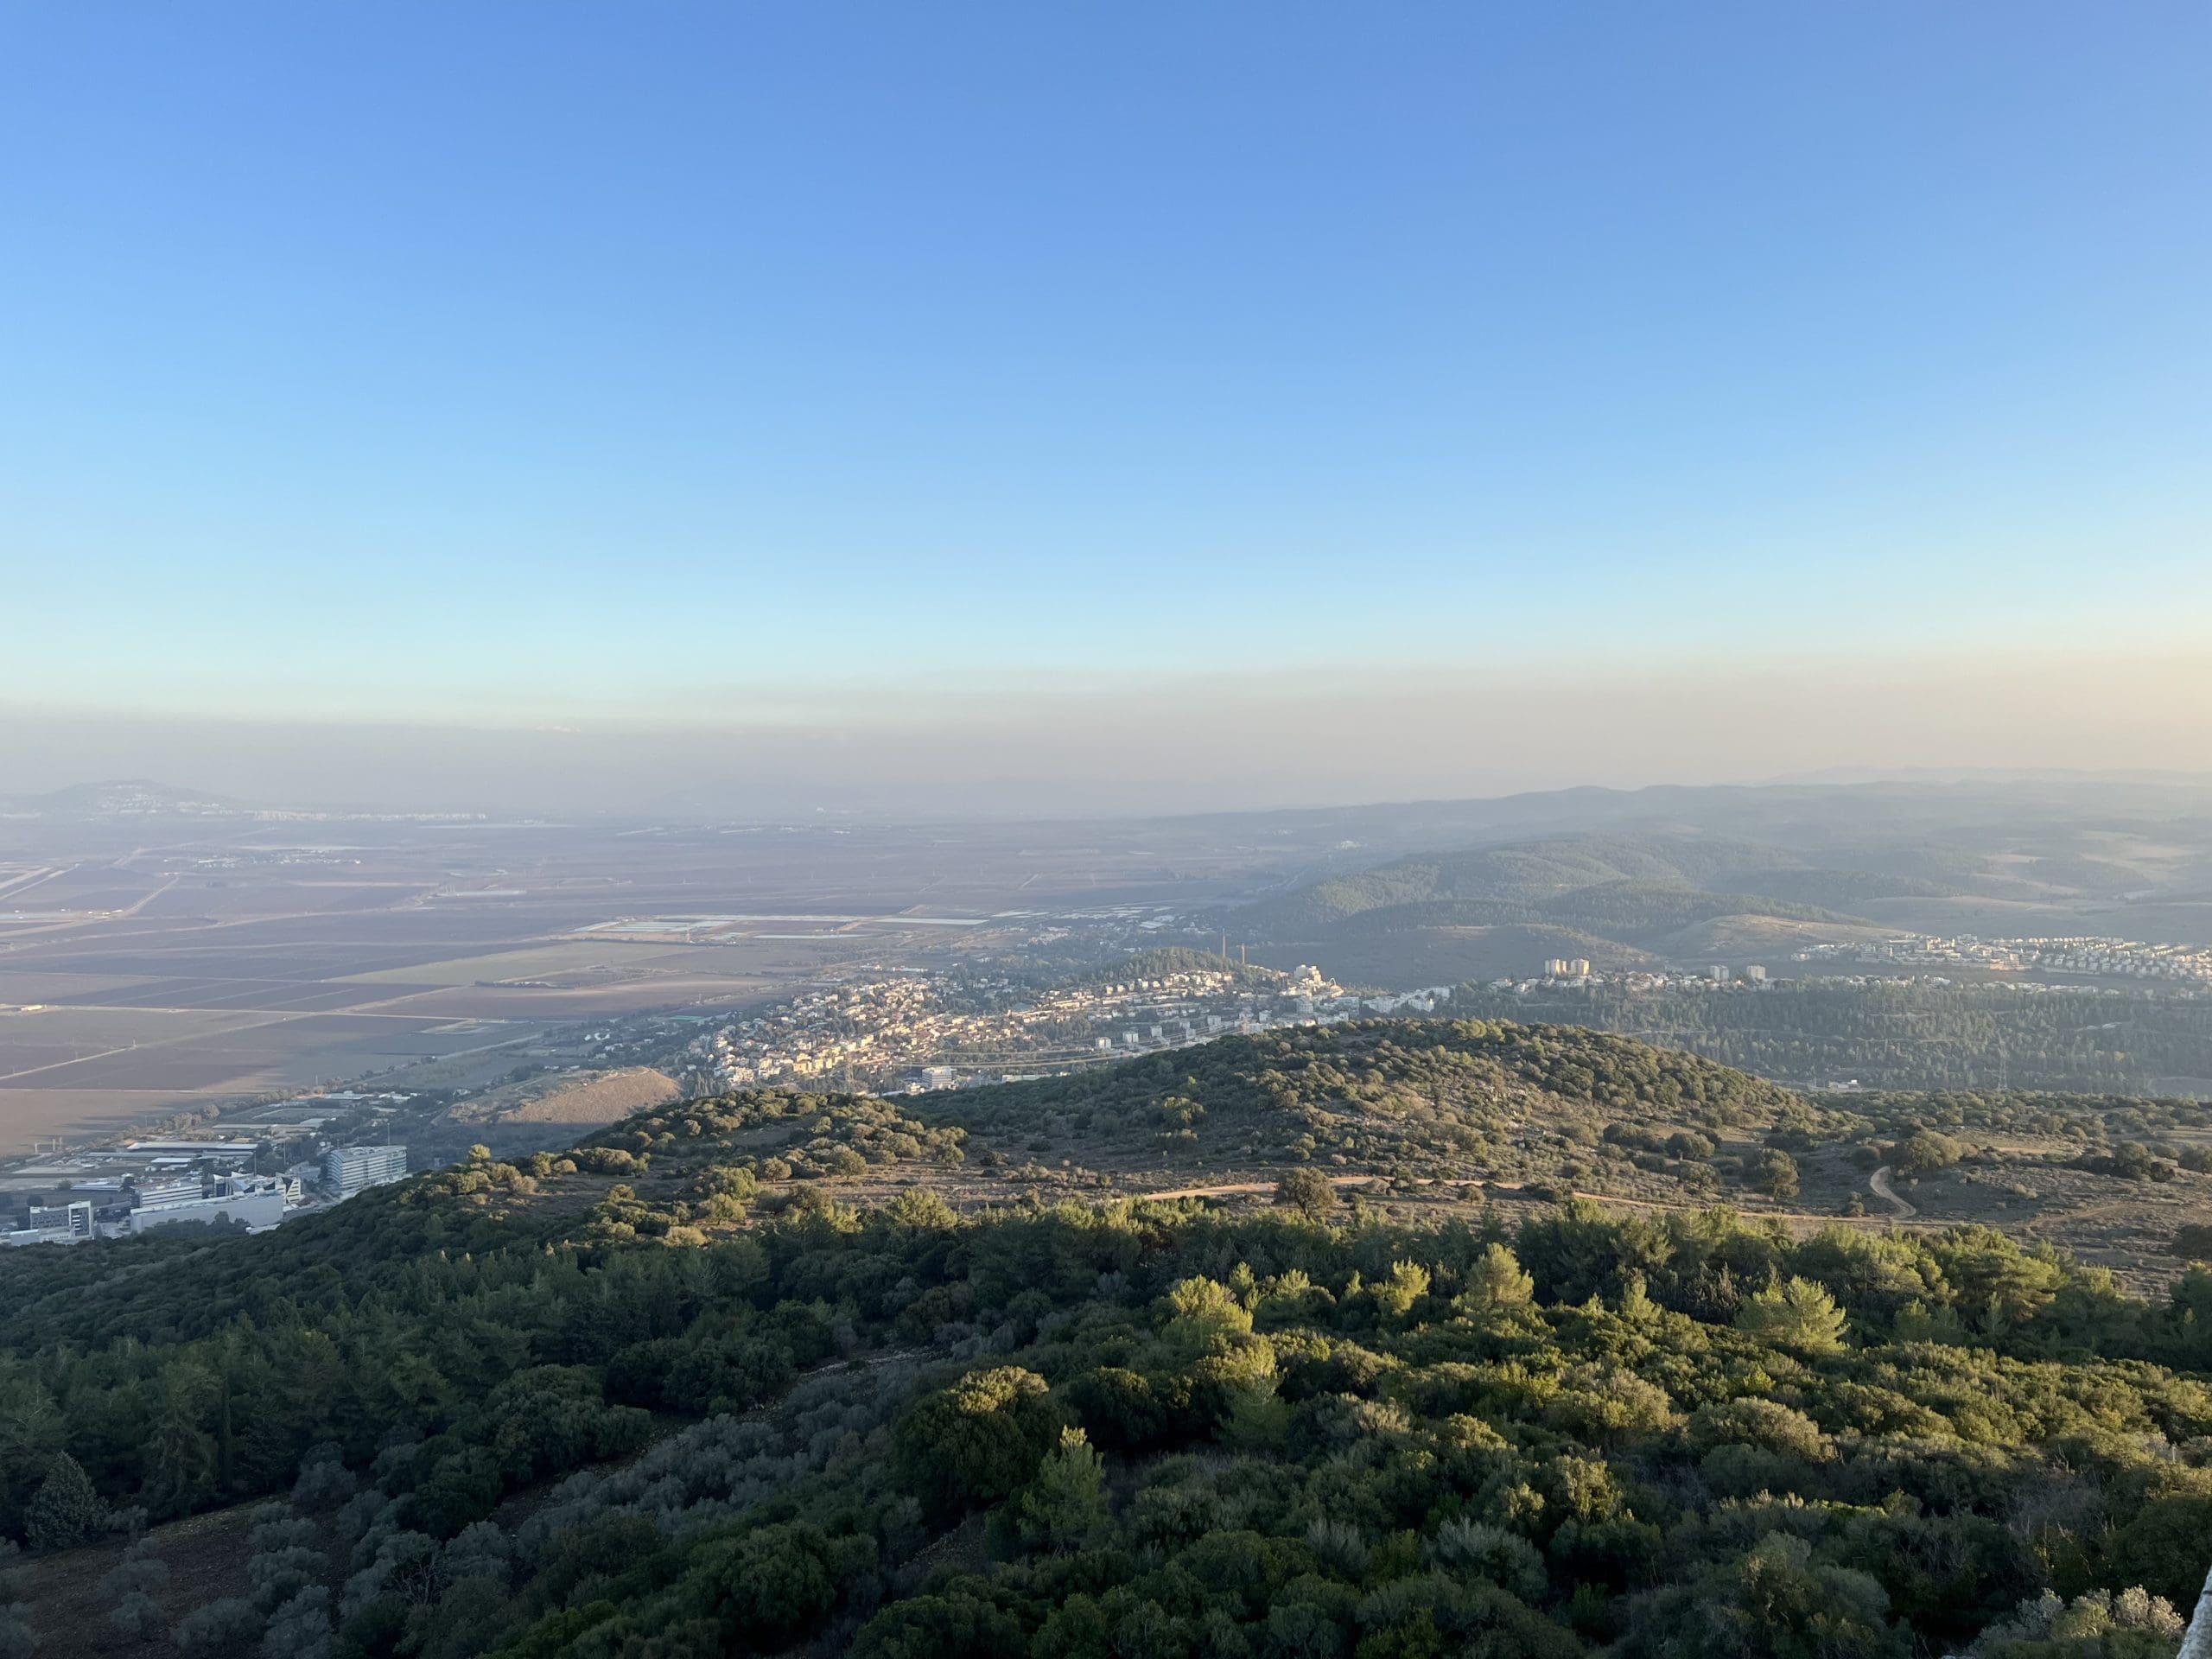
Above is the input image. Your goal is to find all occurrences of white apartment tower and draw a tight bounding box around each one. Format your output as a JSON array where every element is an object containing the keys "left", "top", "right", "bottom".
[{"left": 322, "top": 1144, "right": 409, "bottom": 1198}]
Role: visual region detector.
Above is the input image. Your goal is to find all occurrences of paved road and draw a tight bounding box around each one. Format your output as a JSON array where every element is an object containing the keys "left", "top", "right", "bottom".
[{"left": 1869, "top": 1165, "right": 1916, "bottom": 1219}]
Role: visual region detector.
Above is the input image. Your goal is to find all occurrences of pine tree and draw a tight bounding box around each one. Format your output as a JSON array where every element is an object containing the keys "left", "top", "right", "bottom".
[
  {"left": 1734, "top": 1276, "right": 1848, "bottom": 1355},
  {"left": 23, "top": 1452, "right": 105, "bottom": 1552},
  {"left": 1014, "top": 1428, "right": 1111, "bottom": 1554}
]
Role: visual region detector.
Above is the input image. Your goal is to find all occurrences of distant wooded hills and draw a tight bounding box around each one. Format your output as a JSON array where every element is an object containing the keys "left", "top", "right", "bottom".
[
  {"left": 1236, "top": 836, "right": 1912, "bottom": 985},
  {"left": 1235, "top": 818, "right": 2212, "bottom": 988}
]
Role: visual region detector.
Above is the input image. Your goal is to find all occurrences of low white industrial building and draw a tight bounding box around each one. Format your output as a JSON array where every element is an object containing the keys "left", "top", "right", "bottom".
[{"left": 125, "top": 1175, "right": 288, "bottom": 1236}]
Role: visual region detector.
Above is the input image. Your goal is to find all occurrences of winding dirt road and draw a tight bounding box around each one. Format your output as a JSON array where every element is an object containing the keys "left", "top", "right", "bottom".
[{"left": 1868, "top": 1165, "right": 1916, "bottom": 1219}]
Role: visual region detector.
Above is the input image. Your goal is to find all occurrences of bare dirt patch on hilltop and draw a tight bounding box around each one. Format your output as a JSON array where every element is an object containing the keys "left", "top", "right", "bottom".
[{"left": 450, "top": 1065, "right": 684, "bottom": 1127}]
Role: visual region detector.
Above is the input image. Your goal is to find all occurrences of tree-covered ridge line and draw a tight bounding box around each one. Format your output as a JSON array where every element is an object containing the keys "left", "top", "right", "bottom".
[
  {"left": 1237, "top": 824, "right": 2145, "bottom": 952},
  {"left": 1446, "top": 981, "right": 2212, "bottom": 1096},
  {"left": 933, "top": 1017, "right": 1812, "bottom": 1185},
  {"left": 1243, "top": 836, "right": 1863, "bottom": 951}
]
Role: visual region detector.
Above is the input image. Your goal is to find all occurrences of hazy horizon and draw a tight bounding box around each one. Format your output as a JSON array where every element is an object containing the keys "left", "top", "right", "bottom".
[{"left": 7, "top": 646, "right": 2210, "bottom": 818}]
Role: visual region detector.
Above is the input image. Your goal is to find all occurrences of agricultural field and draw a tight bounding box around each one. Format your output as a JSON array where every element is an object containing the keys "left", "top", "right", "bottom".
[
  {"left": 336, "top": 937, "right": 863, "bottom": 994},
  {"left": 0, "top": 812, "right": 1284, "bottom": 1150}
]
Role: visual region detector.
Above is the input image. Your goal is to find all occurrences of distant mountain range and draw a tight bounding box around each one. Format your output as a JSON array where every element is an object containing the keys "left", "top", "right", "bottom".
[
  {"left": 0, "top": 779, "right": 486, "bottom": 824},
  {"left": 10, "top": 771, "right": 2212, "bottom": 839},
  {"left": 0, "top": 779, "right": 264, "bottom": 818}
]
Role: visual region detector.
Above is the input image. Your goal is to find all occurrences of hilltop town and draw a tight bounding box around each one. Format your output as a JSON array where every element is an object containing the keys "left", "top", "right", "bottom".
[
  {"left": 1795, "top": 931, "right": 2212, "bottom": 982},
  {"left": 676, "top": 954, "right": 1451, "bottom": 1096}
]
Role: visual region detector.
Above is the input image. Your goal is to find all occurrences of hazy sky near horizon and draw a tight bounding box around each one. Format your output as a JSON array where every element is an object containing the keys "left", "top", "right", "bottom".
[
  {"left": 4, "top": 3, "right": 2209, "bottom": 809},
  {"left": 5, "top": 651, "right": 2209, "bottom": 817}
]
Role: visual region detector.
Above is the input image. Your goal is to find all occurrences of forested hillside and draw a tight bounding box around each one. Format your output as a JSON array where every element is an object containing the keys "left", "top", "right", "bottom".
[
  {"left": 940, "top": 1018, "right": 1802, "bottom": 1188},
  {"left": 5, "top": 1024, "right": 2212, "bottom": 1656},
  {"left": 1446, "top": 982, "right": 2212, "bottom": 1096},
  {"left": 1236, "top": 836, "right": 1898, "bottom": 988},
  {"left": 1244, "top": 837, "right": 1862, "bottom": 943}
]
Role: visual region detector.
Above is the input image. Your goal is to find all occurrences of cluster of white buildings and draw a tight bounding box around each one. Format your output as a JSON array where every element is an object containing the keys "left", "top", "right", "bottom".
[
  {"left": 682, "top": 962, "right": 1450, "bottom": 1095},
  {"left": 1492, "top": 963, "right": 1770, "bottom": 995},
  {"left": 3, "top": 1200, "right": 92, "bottom": 1247},
  {"left": 0, "top": 1141, "right": 410, "bottom": 1249},
  {"left": 123, "top": 1173, "right": 291, "bottom": 1236},
  {"left": 2, "top": 1172, "right": 289, "bottom": 1246},
  {"left": 1794, "top": 933, "right": 2212, "bottom": 983},
  {"left": 681, "top": 975, "right": 992, "bottom": 1092}
]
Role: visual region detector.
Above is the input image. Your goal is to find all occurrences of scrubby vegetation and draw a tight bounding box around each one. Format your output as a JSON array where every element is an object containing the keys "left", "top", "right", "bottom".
[
  {"left": 571, "top": 1090, "right": 969, "bottom": 1194},
  {"left": 940, "top": 1019, "right": 1806, "bottom": 1187}
]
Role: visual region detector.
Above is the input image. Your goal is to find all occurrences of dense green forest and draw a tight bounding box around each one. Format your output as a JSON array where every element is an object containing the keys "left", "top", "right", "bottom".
[
  {"left": 1443, "top": 983, "right": 2212, "bottom": 1096},
  {"left": 7, "top": 1022, "right": 2212, "bottom": 1656}
]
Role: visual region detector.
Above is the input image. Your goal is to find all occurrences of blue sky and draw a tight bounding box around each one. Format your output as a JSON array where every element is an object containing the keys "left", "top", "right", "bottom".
[{"left": 3, "top": 3, "right": 2209, "bottom": 743}]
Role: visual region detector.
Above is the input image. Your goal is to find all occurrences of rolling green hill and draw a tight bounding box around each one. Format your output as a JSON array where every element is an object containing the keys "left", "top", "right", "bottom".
[
  {"left": 1241, "top": 836, "right": 1896, "bottom": 988},
  {"left": 938, "top": 1016, "right": 1803, "bottom": 1185},
  {"left": 1247, "top": 837, "right": 1803, "bottom": 933}
]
